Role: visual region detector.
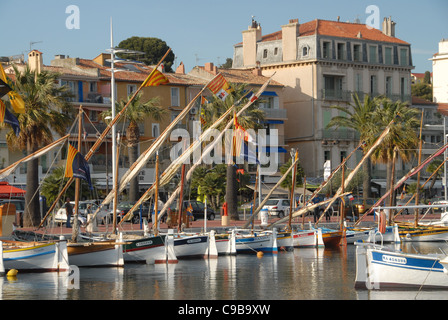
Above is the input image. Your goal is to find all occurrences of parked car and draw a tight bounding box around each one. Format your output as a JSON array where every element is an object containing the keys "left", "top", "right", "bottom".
[
  {"left": 54, "top": 201, "right": 109, "bottom": 226},
  {"left": 262, "top": 199, "right": 291, "bottom": 218},
  {"left": 431, "top": 199, "right": 448, "bottom": 213},
  {"left": 168, "top": 200, "right": 216, "bottom": 221},
  {"left": 108, "top": 201, "right": 151, "bottom": 224}
]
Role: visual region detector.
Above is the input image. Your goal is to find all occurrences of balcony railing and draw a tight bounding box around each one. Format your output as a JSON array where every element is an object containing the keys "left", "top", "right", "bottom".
[
  {"left": 260, "top": 108, "right": 287, "bottom": 119},
  {"left": 322, "top": 90, "right": 411, "bottom": 103}
]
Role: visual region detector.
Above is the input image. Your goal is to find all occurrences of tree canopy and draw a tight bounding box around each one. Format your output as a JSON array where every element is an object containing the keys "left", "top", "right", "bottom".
[{"left": 117, "top": 37, "right": 175, "bottom": 72}]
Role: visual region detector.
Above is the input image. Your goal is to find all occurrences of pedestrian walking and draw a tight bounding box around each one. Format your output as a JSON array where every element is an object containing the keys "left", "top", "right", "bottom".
[{"left": 65, "top": 197, "right": 73, "bottom": 228}]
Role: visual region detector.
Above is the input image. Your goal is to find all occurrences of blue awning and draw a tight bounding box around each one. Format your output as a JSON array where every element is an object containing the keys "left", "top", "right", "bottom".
[
  {"left": 261, "top": 91, "right": 278, "bottom": 97},
  {"left": 259, "top": 147, "right": 287, "bottom": 153}
]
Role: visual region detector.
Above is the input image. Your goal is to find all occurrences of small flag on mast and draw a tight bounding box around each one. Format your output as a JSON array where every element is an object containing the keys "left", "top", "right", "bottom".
[
  {"left": 207, "top": 74, "right": 233, "bottom": 101},
  {"left": 141, "top": 69, "right": 169, "bottom": 87},
  {"left": 0, "top": 100, "right": 20, "bottom": 136},
  {"left": 64, "top": 144, "right": 93, "bottom": 189},
  {"left": 0, "top": 64, "right": 25, "bottom": 114}
]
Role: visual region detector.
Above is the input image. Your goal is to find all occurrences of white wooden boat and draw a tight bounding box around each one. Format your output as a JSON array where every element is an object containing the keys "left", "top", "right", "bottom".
[
  {"left": 293, "top": 229, "right": 324, "bottom": 248},
  {"left": 276, "top": 231, "right": 294, "bottom": 250},
  {"left": 173, "top": 233, "right": 209, "bottom": 260},
  {"left": 355, "top": 242, "right": 448, "bottom": 289},
  {"left": 0, "top": 238, "right": 69, "bottom": 273},
  {"left": 235, "top": 228, "right": 278, "bottom": 254},
  {"left": 120, "top": 234, "right": 170, "bottom": 264},
  {"left": 67, "top": 236, "right": 124, "bottom": 267}
]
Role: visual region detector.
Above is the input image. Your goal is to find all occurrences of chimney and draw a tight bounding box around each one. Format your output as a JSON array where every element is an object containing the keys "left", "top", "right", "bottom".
[
  {"left": 28, "top": 50, "right": 43, "bottom": 73},
  {"left": 282, "top": 19, "right": 300, "bottom": 62},
  {"left": 382, "top": 16, "right": 396, "bottom": 37},
  {"left": 242, "top": 18, "right": 262, "bottom": 67},
  {"left": 176, "top": 62, "right": 185, "bottom": 74},
  {"left": 204, "top": 62, "right": 218, "bottom": 75},
  {"left": 252, "top": 61, "right": 262, "bottom": 76}
]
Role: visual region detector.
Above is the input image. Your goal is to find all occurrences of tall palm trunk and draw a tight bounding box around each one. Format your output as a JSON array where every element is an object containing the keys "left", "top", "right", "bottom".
[
  {"left": 362, "top": 158, "right": 372, "bottom": 201},
  {"left": 24, "top": 153, "right": 41, "bottom": 227},
  {"left": 127, "top": 122, "right": 140, "bottom": 202},
  {"left": 226, "top": 164, "right": 238, "bottom": 220}
]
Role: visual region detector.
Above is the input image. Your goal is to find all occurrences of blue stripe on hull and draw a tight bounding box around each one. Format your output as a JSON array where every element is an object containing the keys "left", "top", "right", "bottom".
[{"left": 371, "top": 251, "right": 444, "bottom": 272}]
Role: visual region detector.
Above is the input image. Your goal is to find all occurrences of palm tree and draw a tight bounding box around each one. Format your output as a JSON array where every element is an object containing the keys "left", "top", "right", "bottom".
[
  {"left": 370, "top": 98, "right": 420, "bottom": 204},
  {"left": 326, "top": 94, "right": 378, "bottom": 201},
  {"left": 6, "top": 66, "right": 72, "bottom": 227},
  {"left": 101, "top": 91, "right": 166, "bottom": 202},
  {"left": 202, "top": 83, "right": 265, "bottom": 220}
]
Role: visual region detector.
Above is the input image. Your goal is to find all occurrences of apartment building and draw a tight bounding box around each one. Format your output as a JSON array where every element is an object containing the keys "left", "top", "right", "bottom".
[{"left": 233, "top": 17, "right": 414, "bottom": 181}]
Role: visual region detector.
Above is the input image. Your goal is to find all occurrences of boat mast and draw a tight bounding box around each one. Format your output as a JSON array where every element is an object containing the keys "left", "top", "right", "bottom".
[
  {"left": 288, "top": 149, "right": 298, "bottom": 231},
  {"left": 112, "top": 132, "right": 120, "bottom": 233},
  {"left": 414, "top": 111, "right": 424, "bottom": 228},
  {"left": 71, "top": 107, "right": 83, "bottom": 242},
  {"left": 153, "top": 151, "right": 160, "bottom": 236}
]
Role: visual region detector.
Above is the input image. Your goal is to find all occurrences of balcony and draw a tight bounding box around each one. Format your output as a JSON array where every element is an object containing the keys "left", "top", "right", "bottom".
[
  {"left": 260, "top": 108, "right": 287, "bottom": 119},
  {"left": 321, "top": 89, "right": 352, "bottom": 102}
]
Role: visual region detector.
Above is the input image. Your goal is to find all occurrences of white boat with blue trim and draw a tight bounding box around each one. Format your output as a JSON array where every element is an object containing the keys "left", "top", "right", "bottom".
[
  {"left": 355, "top": 242, "right": 448, "bottom": 289},
  {"left": 0, "top": 238, "right": 69, "bottom": 273},
  {"left": 234, "top": 228, "right": 278, "bottom": 254}
]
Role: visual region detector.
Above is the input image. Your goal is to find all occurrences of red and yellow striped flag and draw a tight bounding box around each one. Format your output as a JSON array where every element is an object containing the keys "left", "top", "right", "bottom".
[
  {"left": 141, "top": 69, "right": 169, "bottom": 87},
  {"left": 207, "top": 74, "right": 232, "bottom": 101}
]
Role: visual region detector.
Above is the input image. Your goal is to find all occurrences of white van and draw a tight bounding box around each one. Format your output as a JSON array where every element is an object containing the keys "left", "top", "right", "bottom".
[{"left": 262, "top": 199, "right": 291, "bottom": 218}]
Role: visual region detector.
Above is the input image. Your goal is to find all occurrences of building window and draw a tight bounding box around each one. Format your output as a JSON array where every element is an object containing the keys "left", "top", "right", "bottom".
[
  {"left": 89, "top": 82, "right": 97, "bottom": 92},
  {"left": 386, "top": 76, "right": 392, "bottom": 96},
  {"left": 263, "top": 49, "right": 268, "bottom": 59},
  {"left": 384, "top": 47, "right": 393, "bottom": 65},
  {"left": 353, "top": 44, "right": 362, "bottom": 62},
  {"left": 302, "top": 46, "right": 309, "bottom": 57},
  {"left": 340, "top": 151, "right": 347, "bottom": 163},
  {"left": 152, "top": 123, "right": 160, "bottom": 138},
  {"left": 61, "top": 80, "right": 76, "bottom": 102},
  {"left": 274, "top": 47, "right": 279, "bottom": 55},
  {"left": 355, "top": 73, "right": 363, "bottom": 94},
  {"left": 323, "top": 75, "right": 344, "bottom": 100},
  {"left": 322, "top": 41, "right": 331, "bottom": 59},
  {"left": 400, "top": 48, "right": 408, "bottom": 66},
  {"left": 89, "top": 110, "right": 98, "bottom": 122},
  {"left": 400, "top": 77, "right": 409, "bottom": 99},
  {"left": 171, "top": 87, "right": 180, "bottom": 107},
  {"left": 337, "top": 43, "right": 345, "bottom": 60},
  {"left": 127, "top": 84, "right": 137, "bottom": 96},
  {"left": 324, "top": 150, "right": 331, "bottom": 162},
  {"left": 370, "top": 75, "right": 377, "bottom": 96},
  {"left": 369, "top": 45, "right": 378, "bottom": 63}
]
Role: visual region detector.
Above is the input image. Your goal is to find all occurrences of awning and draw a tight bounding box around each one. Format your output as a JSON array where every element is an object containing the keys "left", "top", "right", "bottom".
[
  {"left": 261, "top": 91, "right": 278, "bottom": 97},
  {"left": 0, "top": 182, "right": 26, "bottom": 198}
]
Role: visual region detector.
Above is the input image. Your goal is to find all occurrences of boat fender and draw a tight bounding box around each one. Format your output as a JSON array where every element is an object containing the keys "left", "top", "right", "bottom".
[
  {"left": 7, "top": 269, "right": 18, "bottom": 277},
  {"left": 379, "top": 211, "right": 386, "bottom": 234}
]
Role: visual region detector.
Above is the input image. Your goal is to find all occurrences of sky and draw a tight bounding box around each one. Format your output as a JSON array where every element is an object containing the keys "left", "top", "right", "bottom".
[{"left": 1, "top": 0, "right": 447, "bottom": 74}]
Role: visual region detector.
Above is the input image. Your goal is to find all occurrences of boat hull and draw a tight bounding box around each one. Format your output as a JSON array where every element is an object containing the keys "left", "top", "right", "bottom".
[
  {"left": 399, "top": 226, "right": 448, "bottom": 242},
  {"left": 293, "top": 230, "right": 316, "bottom": 248},
  {"left": 2, "top": 240, "right": 69, "bottom": 273},
  {"left": 322, "top": 231, "right": 343, "bottom": 249},
  {"left": 173, "top": 235, "right": 209, "bottom": 259},
  {"left": 122, "top": 235, "right": 167, "bottom": 263},
  {"left": 67, "top": 242, "right": 124, "bottom": 267},
  {"left": 355, "top": 244, "right": 448, "bottom": 289},
  {"left": 235, "top": 231, "right": 278, "bottom": 254}
]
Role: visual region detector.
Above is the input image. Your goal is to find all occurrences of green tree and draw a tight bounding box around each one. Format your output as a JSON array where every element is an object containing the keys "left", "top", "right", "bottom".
[
  {"left": 411, "top": 82, "right": 432, "bottom": 101},
  {"left": 279, "top": 158, "right": 304, "bottom": 194},
  {"left": 101, "top": 92, "right": 166, "bottom": 202},
  {"left": 41, "top": 167, "right": 96, "bottom": 207},
  {"left": 326, "top": 94, "right": 378, "bottom": 200},
  {"left": 117, "top": 37, "right": 175, "bottom": 72},
  {"left": 191, "top": 165, "right": 227, "bottom": 210},
  {"left": 6, "top": 66, "right": 72, "bottom": 227},
  {"left": 219, "top": 58, "right": 233, "bottom": 69}
]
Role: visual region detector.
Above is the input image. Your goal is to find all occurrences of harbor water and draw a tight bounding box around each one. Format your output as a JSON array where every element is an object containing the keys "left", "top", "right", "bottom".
[{"left": 2, "top": 242, "right": 448, "bottom": 302}]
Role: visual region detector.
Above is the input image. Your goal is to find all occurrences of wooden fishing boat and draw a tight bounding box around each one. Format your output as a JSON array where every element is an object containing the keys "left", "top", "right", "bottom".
[
  {"left": 234, "top": 229, "right": 278, "bottom": 254},
  {"left": 292, "top": 229, "right": 324, "bottom": 248},
  {"left": 355, "top": 242, "right": 448, "bottom": 289},
  {"left": 397, "top": 224, "right": 448, "bottom": 242},
  {"left": 321, "top": 230, "right": 343, "bottom": 249},
  {"left": 173, "top": 234, "right": 209, "bottom": 260},
  {"left": 211, "top": 230, "right": 236, "bottom": 256},
  {"left": 67, "top": 239, "right": 124, "bottom": 267},
  {"left": 1, "top": 239, "right": 69, "bottom": 273}
]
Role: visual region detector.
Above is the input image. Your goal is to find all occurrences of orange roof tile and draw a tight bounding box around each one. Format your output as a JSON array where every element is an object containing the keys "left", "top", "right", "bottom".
[{"left": 241, "top": 19, "right": 409, "bottom": 45}]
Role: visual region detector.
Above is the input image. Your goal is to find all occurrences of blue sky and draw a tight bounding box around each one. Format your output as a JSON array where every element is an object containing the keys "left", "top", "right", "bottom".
[{"left": 1, "top": 0, "right": 447, "bottom": 73}]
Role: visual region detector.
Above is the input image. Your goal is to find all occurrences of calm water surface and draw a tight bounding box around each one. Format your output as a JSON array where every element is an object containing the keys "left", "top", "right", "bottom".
[{"left": 2, "top": 243, "right": 448, "bottom": 301}]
